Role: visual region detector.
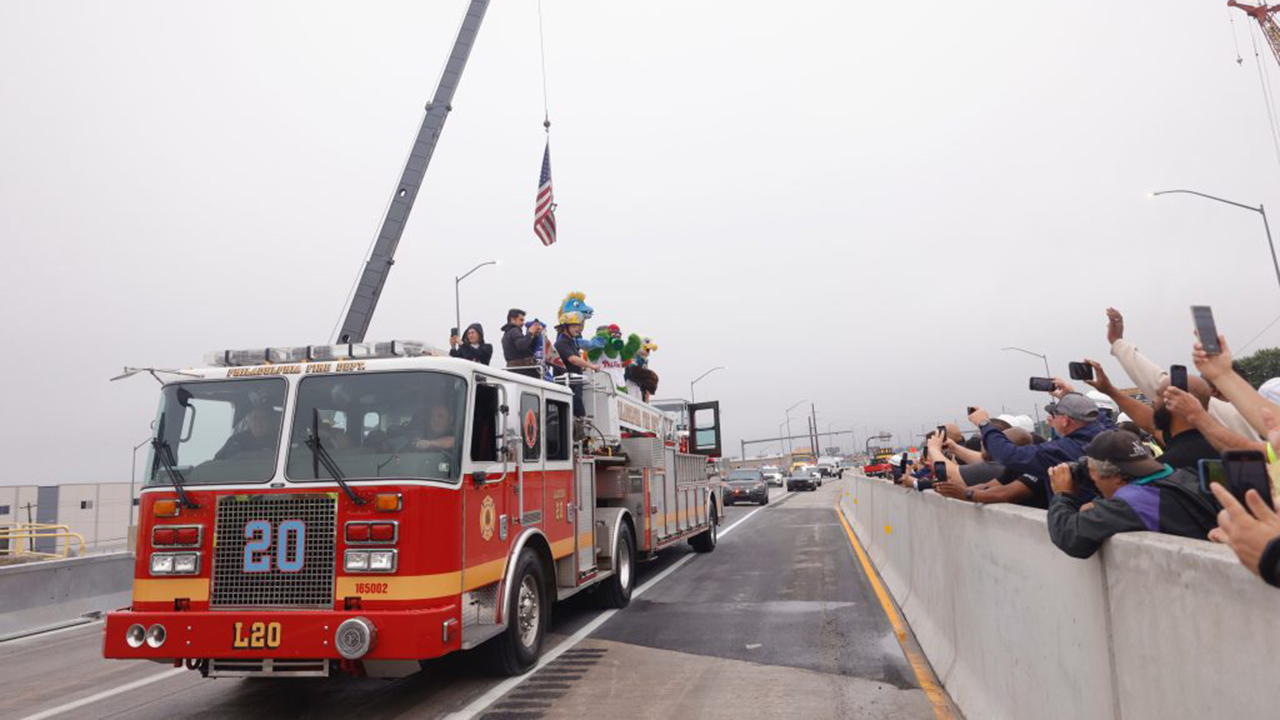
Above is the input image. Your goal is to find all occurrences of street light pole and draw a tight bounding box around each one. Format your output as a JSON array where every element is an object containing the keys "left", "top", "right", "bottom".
[
  {"left": 690, "top": 366, "right": 726, "bottom": 404},
  {"left": 454, "top": 260, "right": 499, "bottom": 336},
  {"left": 784, "top": 399, "right": 808, "bottom": 456},
  {"left": 1151, "top": 189, "right": 1280, "bottom": 294},
  {"left": 1001, "top": 346, "right": 1051, "bottom": 378}
]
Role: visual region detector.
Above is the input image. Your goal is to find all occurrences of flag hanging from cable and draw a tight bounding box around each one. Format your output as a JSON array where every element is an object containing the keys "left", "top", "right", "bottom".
[{"left": 534, "top": 141, "right": 557, "bottom": 246}]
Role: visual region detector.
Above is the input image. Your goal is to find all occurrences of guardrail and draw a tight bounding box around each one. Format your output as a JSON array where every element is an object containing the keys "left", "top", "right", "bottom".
[
  {"left": 839, "top": 474, "right": 1280, "bottom": 720},
  {"left": 0, "top": 522, "right": 85, "bottom": 560},
  {"left": 0, "top": 552, "right": 133, "bottom": 642}
]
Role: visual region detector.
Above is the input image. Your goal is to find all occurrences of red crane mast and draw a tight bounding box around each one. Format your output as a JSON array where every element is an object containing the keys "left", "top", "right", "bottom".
[{"left": 1230, "top": 1, "right": 1280, "bottom": 67}]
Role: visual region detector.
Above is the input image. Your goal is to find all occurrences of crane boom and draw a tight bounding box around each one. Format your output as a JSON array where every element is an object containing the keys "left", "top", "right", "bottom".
[
  {"left": 1230, "top": 1, "right": 1280, "bottom": 68},
  {"left": 337, "top": 0, "right": 491, "bottom": 344}
]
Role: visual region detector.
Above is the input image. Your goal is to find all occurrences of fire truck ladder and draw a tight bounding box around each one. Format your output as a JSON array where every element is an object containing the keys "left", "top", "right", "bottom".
[{"left": 336, "top": 0, "right": 490, "bottom": 344}]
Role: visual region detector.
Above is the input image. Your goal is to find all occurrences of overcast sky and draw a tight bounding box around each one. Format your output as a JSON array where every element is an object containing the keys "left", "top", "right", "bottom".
[{"left": 3, "top": 0, "right": 1280, "bottom": 484}]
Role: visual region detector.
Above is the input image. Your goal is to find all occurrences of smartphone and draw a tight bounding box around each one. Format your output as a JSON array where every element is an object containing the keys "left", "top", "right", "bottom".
[
  {"left": 1191, "top": 305, "right": 1222, "bottom": 355},
  {"left": 1068, "top": 362, "right": 1094, "bottom": 381},
  {"left": 966, "top": 406, "right": 978, "bottom": 415},
  {"left": 1029, "top": 377, "right": 1056, "bottom": 392},
  {"left": 1222, "top": 450, "right": 1275, "bottom": 510},
  {"left": 1170, "top": 365, "right": 1188, "bottom": 392},
  {"left": 1198, "top": 458, "right": 1226, "bottom": 492},
  {"left": 933, "top": 461, "right": 947, "bottom": 483},
  {"left": 937, "top": 425, "right": 946, "bottom": 437},
  {"left": 450, "top": 327, "right": 459, "bottom": 338}
]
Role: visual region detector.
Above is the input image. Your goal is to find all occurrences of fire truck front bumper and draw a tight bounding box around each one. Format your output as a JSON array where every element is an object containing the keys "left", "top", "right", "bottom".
[{"left": 104, "top": 605, "right": 463, "bottom": 663}]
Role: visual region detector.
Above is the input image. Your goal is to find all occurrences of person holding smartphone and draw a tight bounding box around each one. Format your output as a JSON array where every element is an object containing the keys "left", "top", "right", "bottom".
[
  {"left": 1103, "top": 307, "right": 1260, "bottom": 442},
  {"left": 1046, "top": 429, "right": 1218, "bottom": 559},
  {"left": 1082, "top": 360, "right": 1218, "bottom": 470}
]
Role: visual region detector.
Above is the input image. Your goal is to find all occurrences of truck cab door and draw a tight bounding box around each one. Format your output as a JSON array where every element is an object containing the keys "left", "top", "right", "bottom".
[{"left": 687, "top": 401, "right": 722, "bottom": 457}]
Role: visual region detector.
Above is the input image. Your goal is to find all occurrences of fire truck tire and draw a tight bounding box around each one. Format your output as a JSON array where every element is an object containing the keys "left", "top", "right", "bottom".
[
  {"left": 690, "top": 505, "right": 718, "bottom": 553},
  {"left": 485, "top": 549, "right": 547, "bottom": 676},
  {"left": 596, "top": 524, "right": 635, "bottom": 609}
]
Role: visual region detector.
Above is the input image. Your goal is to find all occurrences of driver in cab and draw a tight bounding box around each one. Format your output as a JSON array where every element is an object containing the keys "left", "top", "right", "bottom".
[
  {"left": 385, "top": 403, "right": 457, "bottom": 452},
  {"left": 215, "top": 402, "right": 280, "bottom": 459}
]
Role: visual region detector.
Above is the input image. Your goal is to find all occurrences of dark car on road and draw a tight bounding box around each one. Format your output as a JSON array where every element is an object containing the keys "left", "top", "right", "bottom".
[
  {"left": 787, "top": 469, "right": 820, "bottom": 492},
  {"left": 723, "top": 469, "right": 770, "bottom": 506}
]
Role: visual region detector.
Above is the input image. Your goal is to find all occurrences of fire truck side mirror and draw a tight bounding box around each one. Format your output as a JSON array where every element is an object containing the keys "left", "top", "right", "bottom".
[{"left": 471, "top": 471, "right": 486, "bottom": 487}]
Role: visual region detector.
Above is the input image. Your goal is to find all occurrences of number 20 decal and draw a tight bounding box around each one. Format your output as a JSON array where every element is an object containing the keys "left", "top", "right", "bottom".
[{"left": 243, "top": 519, "right": 305, "bottom": 573}]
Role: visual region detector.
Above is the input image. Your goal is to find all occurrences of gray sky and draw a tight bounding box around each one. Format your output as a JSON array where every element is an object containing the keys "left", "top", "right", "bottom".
[{"left": 3, "top": 0, "right": 1280, "bottom": 484}]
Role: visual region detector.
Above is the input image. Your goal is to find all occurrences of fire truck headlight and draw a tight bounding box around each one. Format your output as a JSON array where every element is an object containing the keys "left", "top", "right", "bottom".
[
  {"left": 145, "top": 624, "right": 167, "bottom": 648},
  {"left": 335, "top": 617, "right": 377, "bottom": 660},
  {"left": 125, "top": 624, "right": 146, "bottom": 648},
  {"left": 344, "top": 550, "right": 369, "bottom": 572},
  {"left": 150, "top": 554, "right": 175, "bottom": 575},
  {"left": 368, "top": 550, "right": 397, "bottom": 572},
  {"left": 172, "top": 553, "right": 199, "bottom": 575}
]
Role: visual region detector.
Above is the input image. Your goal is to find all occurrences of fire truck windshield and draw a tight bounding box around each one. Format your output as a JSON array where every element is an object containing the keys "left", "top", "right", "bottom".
[
  {"left": 286, "top": 371, "right": 467, "bottom": 483},
  {"left": 146, "top": 378, "right": 287, "bottom": 485}
]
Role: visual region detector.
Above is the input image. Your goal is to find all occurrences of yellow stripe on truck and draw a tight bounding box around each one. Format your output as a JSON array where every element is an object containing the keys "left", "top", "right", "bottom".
[
  {"left": 334, "top": 572, "right": 462, "bottom": 601},
  {"left": 133, "top": 578, "right": 210, "bottom": 603}
]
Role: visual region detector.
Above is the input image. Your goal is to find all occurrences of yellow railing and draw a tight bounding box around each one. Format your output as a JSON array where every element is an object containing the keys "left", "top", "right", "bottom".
[{"left": 0, "top": 523, "right": 85, "bottom": 560}]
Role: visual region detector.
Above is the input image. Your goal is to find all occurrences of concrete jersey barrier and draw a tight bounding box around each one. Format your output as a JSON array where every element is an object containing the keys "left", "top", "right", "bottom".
[
  {"left": 839, "top": 474, "right": 1280, "bottom": 720},
  {"left": 0, "top": 552, "right": 133, "bottom": 641}
]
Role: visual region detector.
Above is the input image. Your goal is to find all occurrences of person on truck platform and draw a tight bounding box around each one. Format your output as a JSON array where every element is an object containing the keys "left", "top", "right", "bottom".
[
  {"left": 500, "top": 308, "right": 542, "bottom": 378},
  {"left": 553, "top": 311, "right": 599, "bottom": 418},
  {"left": 449, "top": 323, "right": 493, "bottom": 365}
]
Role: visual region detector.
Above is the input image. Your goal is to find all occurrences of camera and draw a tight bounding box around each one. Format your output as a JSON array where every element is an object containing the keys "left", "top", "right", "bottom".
[{"left": 1066, "top": 458, "right": 1091, "bottom": 485}]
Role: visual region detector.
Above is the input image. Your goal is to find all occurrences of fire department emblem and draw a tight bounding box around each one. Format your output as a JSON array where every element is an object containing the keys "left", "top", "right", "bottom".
[
  {"left": 480, "top": 495, "right": 496, "bottom": 541},
  {"left": 524, "top": 409, "right": 538, "bottom": 449}
]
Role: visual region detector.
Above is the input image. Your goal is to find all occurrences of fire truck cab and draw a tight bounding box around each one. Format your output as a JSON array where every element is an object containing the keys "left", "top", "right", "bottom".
[{"left": 104, "top": 341, "right": 723, "bottom": 678}]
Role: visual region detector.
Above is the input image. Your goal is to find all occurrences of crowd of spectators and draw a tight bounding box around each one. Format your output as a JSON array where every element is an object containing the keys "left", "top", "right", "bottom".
[{"left": 879, "top": 307, "right": 1280, "bottom": 589}]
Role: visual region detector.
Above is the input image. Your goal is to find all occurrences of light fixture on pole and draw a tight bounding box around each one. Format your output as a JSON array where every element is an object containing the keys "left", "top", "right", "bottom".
[
  {"left": 690, "top": 366, "right": 725, "bottom": 404},
  {"left": 1001, "top": 346, "right": 1052, "bottom": 378},
  {"left": 784, "top": 399, "right": 808, "bottom": 455},
  {"left": 1150, "top": 189, "right": 1280, "bottom": 293},
  {"left": 454, "top": 260, "right": 499, "bottom": 336}
]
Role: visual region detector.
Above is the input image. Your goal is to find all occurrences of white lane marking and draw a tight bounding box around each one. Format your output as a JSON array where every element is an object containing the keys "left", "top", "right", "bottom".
[
  {"left": 446, "top": 504, "right": 768, "bottom": 720},
  {"left": 19, "top": 668, "right": 186, "bottom": 720},
  {"left": 1, "top": 619, "right": 103, "bottom": 647}
]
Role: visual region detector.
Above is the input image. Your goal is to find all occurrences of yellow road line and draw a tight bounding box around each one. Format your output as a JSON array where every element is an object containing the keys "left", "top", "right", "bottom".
[{"left": 835, "top": 503, "right": 957, "bottom": 720}]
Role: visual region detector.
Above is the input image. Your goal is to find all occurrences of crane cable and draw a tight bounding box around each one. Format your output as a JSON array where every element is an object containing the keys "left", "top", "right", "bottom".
[
  {"left": 538, "top": 0, "right": 551, "bottom": 134},
  {"left": 1230, "top": 6, "right": 1245, "bottom": 65},
  {"left": 1245, "top": 19, "right": 1280, "bottom": 169}
]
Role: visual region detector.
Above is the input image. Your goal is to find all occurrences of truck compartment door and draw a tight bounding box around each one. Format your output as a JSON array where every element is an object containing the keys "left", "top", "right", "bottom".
[
  {"left": 575, "top": 459, "right": 597, "bottom": 576},
  {"left": 687, "top": 401, "right": 722, "bottom": 457}
]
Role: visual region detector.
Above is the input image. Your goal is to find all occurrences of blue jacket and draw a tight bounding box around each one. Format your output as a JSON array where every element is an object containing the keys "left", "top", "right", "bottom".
[{"left": 980, "top": 416, "right": 1114, "bottom": 484}]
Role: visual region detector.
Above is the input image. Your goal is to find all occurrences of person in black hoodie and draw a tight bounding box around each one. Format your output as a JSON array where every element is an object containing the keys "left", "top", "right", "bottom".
[
  {"left": 499, "top": 308, "right": 541, "bottom": 377},
  {"left": 449, "top": 323, "right": 492, "bottom": 365},
  {"left": 1047, "top": 429, "right": 1219, "bottom": 558}
]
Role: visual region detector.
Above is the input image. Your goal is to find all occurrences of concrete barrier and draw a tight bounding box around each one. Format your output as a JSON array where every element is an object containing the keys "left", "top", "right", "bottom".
[
  {"left": 0, "top": 552, "right": 133, "bottom": 641},
  {"left": 839, "top": 475, "right": 1280, "bottom": 720}
]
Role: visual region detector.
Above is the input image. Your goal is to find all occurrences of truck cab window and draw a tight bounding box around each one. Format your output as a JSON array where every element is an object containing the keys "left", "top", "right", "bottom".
[
  {"left": 147, "top": 379, "right": 287, "bottom": 485},
  {"left": 521, "top": 393, "right": 541, "bottom": 462},
  {"left": 470, "top": 383, "right": 500, "bottom": 462},
  {"left": 286, "top": 372, "right": 466, "bottom": 482},
  {"left": 546, "top": 399, "right": 570, "bottom": 461}
]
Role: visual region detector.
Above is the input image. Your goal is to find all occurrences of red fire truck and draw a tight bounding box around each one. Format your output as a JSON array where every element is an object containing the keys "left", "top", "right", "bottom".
[
  {"left": 104, "top": 0, "right": 725, "bottom": 679},
  {"left": 103, "top": 342, "right": 723, "bottom": 677}
]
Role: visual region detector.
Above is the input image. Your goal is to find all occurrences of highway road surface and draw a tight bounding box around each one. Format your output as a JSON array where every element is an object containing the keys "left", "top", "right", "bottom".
[{"left": 0, "top": 478, "right": 950, "bottom": 720}]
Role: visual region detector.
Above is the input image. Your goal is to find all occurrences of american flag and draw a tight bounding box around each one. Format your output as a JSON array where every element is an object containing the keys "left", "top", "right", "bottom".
[{"left": 534, "top": 140, "right": 556, "bottom": 246}]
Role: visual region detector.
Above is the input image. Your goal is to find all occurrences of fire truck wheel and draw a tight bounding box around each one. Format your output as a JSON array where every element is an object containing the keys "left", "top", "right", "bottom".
[
  {"left": 597, "top": 523, "right": 635, "bottom": 609},
  {"left": 690, "top": 505, "right": 718, "bottom": 553},
  {"left": 485, "top": 549, "right": 547, "bottom": 676}
]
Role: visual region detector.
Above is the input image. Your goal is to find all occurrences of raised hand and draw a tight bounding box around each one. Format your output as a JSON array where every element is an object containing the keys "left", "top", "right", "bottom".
[{"left": 1106, "top": 307, "right": 1124, "bottom": 345}]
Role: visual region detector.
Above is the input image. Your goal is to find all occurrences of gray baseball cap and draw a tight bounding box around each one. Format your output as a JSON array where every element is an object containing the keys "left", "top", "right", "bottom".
[{"left": 1045, "top": 392, "right": 1099, "bottom": 422}]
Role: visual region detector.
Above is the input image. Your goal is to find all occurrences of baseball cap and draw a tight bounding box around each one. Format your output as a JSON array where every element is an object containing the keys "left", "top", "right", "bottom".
[
  {"left": 1086, "top": 391, "right": 1119, "bottom": 416},
  {"left": 1084, "top": 429, "right": 1166, "bottom": 477},
  {"left": 1260, "top": 377, "right": 1280, "bottom": 405},
  {"left": 1044, "top": 392, "right": 1099, "bottom": 422}
]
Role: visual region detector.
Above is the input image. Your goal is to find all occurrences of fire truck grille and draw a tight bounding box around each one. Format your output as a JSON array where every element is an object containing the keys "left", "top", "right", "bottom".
[{"left": 211, "top": 494, "right": 337, "bottom": 609}]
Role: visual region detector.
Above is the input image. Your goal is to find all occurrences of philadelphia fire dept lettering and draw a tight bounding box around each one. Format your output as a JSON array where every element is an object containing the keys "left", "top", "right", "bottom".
[
  {"left": 233, "top": 621, "right": 282, "bottom": 649},
  {"left": 242, "top": 519, "right": 306, "bottom": 573}
]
